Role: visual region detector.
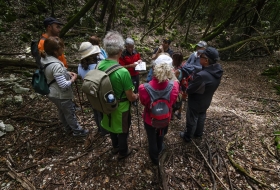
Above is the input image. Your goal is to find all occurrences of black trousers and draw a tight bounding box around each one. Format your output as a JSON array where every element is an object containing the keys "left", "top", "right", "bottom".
[
  {"left": 144, "top": 122, "right": 168, "bottom": 165},
  {"left": 185, "top": 106, "right": 206, "bottom": 139}
]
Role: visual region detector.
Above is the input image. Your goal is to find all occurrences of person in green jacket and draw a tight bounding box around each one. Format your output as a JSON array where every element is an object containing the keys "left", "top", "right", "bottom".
[{"left": 97, "top": 31, "right": 139, "bottom": 160}]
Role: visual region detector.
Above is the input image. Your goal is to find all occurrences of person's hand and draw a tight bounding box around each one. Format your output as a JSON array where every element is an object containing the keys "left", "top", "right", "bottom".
[
  {"left": 158, "top": 45, "right": 163, "bottom": 53},
  {"left": 131, "top": 62, "right": 138, "bottom": 68},
  {"left": 174, "top": 69, "right": 180, "bottom": 78},
  {"left": 137, "top": 60, "right": 142, "bottom": 64},
  {"left": 69, "top": 72, "right": 77, "bottom": 82}
]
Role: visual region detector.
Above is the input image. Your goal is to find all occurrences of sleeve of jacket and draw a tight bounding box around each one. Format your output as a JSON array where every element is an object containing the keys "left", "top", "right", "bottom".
[
  {"left": 138, "top": 84, "right": 151, "bottom": 107},
  {"left": 170, "top": 81, "right": 180, "bottom": 105},
  {"left": 187, "top": 74, "right": 205, "bottom": 94}
]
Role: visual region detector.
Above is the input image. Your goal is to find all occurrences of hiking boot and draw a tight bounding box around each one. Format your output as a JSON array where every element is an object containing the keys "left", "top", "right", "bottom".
[
  {"left": 111, "top": 147, "right": 119, "bottom": 155},
  {"left": 174, "top": 112, "right": 181, "bottom": 120},
  {"left": 73, "top": 129, "right": 89, "bottom": 137},
  {"left": 118, "top": 149, "right": 132, "bottom": 160},
  {"left": 63, "top": 127, "right": 72, "bottom": 135},
  {"left": 180, "top": 132, "right": 191, "bottom": 142}
]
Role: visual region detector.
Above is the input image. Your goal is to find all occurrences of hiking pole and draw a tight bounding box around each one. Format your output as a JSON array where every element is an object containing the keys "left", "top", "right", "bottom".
[
  {"left": 133, "top": 81, "right": 141, "bottom": 147},
  {"left": 74, "top": 80, "right": 84, "bottom": 114}
]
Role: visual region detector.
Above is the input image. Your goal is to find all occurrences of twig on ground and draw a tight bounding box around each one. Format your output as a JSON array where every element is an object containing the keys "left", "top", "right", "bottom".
[{"left": 192, "top": 139, "right": 229, "bottom": 190}]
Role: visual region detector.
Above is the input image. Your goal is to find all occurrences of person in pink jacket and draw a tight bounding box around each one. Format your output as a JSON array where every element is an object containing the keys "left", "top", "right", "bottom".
[{"left": 139, "top": 62, "right": 179, "bottom": 165}]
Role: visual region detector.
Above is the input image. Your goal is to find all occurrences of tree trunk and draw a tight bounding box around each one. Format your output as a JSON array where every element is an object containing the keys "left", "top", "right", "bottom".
[
  {"left": 99, "top": 0, "right": 109, "bottom": 22},
  {"left": 246, "top": 0, "right": 267, "bottom": 36},
  {"left": 92, "top": 0, "right": 100, "bottom": 16},
  {"left": 59, "top": 0, "right": 99, "bottom": 38},
  {"left": 184, "top": 0, "right": 201, "bottom": 42},
  {"left": 202, "top": 14, "right": 215, "bottom": 38},
  {"left": 106, "top": 0, "right": 117, "bottom": 31},
  {"left": 202, "top": 0, "right": 243, "bottom": 42},
  {"left": 142, "top": 0, "right": 149, "bottom": 22}
]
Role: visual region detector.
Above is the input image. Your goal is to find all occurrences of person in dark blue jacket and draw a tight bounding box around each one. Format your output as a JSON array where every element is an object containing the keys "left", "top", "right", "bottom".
[{"left": 180, "top": 47, "right": 223, "bottom": 142}]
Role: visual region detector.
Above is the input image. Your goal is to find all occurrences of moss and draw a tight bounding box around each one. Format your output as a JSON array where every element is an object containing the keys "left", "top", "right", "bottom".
[
  {"left": 277, "top": 144, "right": 280, "bottom": 150},
  {"left": 122, "top": 17, "right": 133, "bottom": 27},
  {"left": 262, "top": 66, "right": 280, "bottom": 76},
  {"left": 20, "top": 33, "right": 31, "bottom": 43},
  {"left": 155, "top": 27, "right": 164, "bottom": 35}
]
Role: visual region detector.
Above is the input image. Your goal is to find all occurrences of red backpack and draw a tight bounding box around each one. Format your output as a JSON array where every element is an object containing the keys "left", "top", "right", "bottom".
[{"left": 144, "top": 81, "right": 174, "bottom": 130}]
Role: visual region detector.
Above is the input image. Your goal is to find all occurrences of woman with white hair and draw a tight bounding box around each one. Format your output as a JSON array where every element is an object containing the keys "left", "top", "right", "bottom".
[
  {"left": 97, "top": 31, "right": 139, "bottom": 160},
  {"left": 119, "top": 38, "right": 141, "bottom": 96},
  {"left": 138, "top": 63, "right": 179, "bottom": 165}
]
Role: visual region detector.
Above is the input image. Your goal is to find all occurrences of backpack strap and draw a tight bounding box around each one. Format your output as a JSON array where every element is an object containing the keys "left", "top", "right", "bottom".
[
  {"left": 144, "top": 80, "right": 174, "bottom": 103},
  {"left": 42, "top": 62, "right": 56, "bottom": 86},
  {"left": 104, "top": 64, "right": 123, "bottom": 75}
]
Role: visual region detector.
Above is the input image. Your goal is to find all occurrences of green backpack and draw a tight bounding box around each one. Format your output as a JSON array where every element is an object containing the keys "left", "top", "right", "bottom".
[
  {"left": 81, "top": 64, "right": 123, "bottom": 114},
  {"left": 31, "top": 63, "right": 56, "bottom": 95}
]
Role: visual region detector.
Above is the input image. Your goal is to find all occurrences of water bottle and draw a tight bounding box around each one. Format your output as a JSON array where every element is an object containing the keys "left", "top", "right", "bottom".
[{"left": 107, "top": 93, "right": 115, "bottom": 103}]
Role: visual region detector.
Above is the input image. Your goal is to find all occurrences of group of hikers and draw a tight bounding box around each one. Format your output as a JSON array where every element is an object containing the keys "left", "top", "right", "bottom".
[{"left": 38, "top": 17, "right": 223, "bottom": 165}]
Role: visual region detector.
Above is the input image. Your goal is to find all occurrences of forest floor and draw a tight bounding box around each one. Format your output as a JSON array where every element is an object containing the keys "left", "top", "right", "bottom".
[
  {"left": 0, "top": 56, "right": 280, "bottom": 190},
  {"left": 0, "top": 0, "right": 280, "bottom": 189}
]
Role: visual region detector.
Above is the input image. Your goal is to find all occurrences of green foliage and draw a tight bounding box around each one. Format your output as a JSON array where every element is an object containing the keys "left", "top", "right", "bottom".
[
  {"left": 20, "top": 33, "right": 31, "bottom": 43},
  {"left": 277, "top": 144, "right": 280, "bottom": 150},
  {"left": 155, "top": 27, "right": 164, "bottom": 35},
  {"left": 127, "top": 2, "right": 136, "bottom": 10},
  {"left": 3, "top": 10, "right": 16, "bottom": 22},
  {"left": 122, "top": 17, "right": 133, "bottom": 27},
  {"left": 262, "top": 66, "right": 280, "bottom": 77}
]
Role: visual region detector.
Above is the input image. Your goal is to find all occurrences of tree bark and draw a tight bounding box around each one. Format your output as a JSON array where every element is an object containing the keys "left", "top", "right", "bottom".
[
  {"left": 106, "top": 0, "right": 117, "bottom": 31},
  {"left": 184, "top": 0, "right": 201, "bottom": 42},
  {"left": 99, "top": 0, "right": 109, "bottom": 22},
  {"left": 59, "top": 0, "right": 98, "bottom": 38}
]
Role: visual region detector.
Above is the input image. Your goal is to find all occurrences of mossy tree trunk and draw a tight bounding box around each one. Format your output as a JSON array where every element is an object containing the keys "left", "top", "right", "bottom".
[
  {"left": 99, "top": 0, "right": 109, "bottom": 22},
  {"left": 59, "top": 0, "right": 99, "bottom": 38},
  {"left": 106, "top": 0, "right": 117, "bottom": 31}
]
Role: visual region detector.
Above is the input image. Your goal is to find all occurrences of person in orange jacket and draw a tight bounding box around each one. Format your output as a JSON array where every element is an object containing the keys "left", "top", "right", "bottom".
[{"left": 38, "top": 17, "right": 68, "bottom": 68}]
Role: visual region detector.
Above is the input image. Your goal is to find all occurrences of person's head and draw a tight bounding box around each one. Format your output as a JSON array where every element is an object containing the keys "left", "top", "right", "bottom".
[
  {"left": 89, "top": 35, "right": 101, "bottom": 46},
  {"left": 162, "top": 38, "right": 171, "bottom": 50},
  {"left": 125, "top": 38, "right": 135, "bottom": 54},
  {"left": 79, "top": 42, "right": 101, "bottom": 70},
  {"left": 153, "top": 63, "right": 174, "bottom": 83},
  {"left": 153, "top": 54, "right": 173, "bottom": 68},
  {"left": 43, "top": 17, "right": 64, "bottom": 37},
  {"left": 103, "top": 31, "right": 124, "bottom": 57},
  {"left": 196, "top": 40, "right": 207, "bottom": 52},
  {"left": 172, "top": 52, "right": 183, "bottom": 68},
  {"left": 198, "top": 47, "right": 219, "bottom": 67},
  {"left": 42, "top": 36, "right": 64, "bottom": 58}
]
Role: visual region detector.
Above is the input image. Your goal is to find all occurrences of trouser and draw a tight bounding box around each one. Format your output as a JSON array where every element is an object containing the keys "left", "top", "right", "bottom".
[
  {"left": 93, "top": 109, "right": 107, "bottom": 134},
  {"left": 131, "top": 75, "right": 139, "bottom": 93},
  {"left": 109, "top": 109, "right": 131, "bottom": 156},
  {"left": 185, "top": 106, "right": 206, "bottom": 139},
  {"left": 48, "top": 97, "right": 82, "bottom": 132},
  {"left": 144, "top": 122, "right": 168, "bottom": 165}
]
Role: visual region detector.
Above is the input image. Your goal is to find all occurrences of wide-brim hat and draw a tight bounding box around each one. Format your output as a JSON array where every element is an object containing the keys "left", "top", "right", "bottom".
[
  {"left": 79, "top": 42, "right": 101, "bottom": 60},
  {"left": 153, "top": 54, "right": 173, "bottom": 67}
]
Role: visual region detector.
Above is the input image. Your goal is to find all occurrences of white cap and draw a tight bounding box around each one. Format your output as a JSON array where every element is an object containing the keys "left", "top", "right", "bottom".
[{"left": 153, "top": 54, "right": 173, "bottom": 67}]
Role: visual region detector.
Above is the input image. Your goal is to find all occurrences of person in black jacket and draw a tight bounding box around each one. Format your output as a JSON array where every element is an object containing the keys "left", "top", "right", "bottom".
[{"left": 180, "top": 47, "right": 223, "bottom": 142}]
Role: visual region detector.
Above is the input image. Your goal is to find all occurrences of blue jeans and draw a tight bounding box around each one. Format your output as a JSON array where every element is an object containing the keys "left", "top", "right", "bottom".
[{"left": 185, "top": 106, "right": 206, "bottom": 139}]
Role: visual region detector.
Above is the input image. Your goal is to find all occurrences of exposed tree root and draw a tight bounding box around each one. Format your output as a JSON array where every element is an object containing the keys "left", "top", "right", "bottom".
[{"left": 226, "top": 141, "right": 272, "bottom": 189}]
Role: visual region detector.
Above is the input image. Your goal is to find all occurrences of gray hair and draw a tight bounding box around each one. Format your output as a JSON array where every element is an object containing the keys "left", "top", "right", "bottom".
[
  {"left": 153, "top": 63, "right": 173, "bottom": 83},
  {"left": 125, "top": 37, "right": 134, "bottom": 46},
  {"left": 103, "top": 31, "right": 124, "bottom": 56}
]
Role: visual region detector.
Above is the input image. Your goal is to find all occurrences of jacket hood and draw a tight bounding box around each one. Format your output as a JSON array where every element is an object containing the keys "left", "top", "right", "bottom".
[
  {"left": 41, "top": 55, "right": 62, "bottom": 65},
  {"left": 204, "top": 63, "right": 223, "bottom": 79}
]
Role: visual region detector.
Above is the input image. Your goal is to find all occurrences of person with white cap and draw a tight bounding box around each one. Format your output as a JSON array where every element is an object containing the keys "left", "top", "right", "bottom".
[
  {"left": 139, "top": 62, "right": 179, "bottom": 165},
  {"left": 146, "top": 53, "right": 177, "bottom": 82},
  {"left": 78, "top": 42, "right": 101, "bottom": 79},
  {"left": 186, "top": 40, "right": 207, "bottom": 67}
]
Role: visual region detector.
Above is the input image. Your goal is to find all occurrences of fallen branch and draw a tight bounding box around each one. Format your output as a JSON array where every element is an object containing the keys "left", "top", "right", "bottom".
[
  {"left": 66, "top": 152, "right": 88, "bottom": 163},
  {"left": 226, "top": 141, "right": 272, "bottom": 189},
  {"left": 192, "top": 139, "right": 229, "bottom": 190},
  {"left": 6, "top": 160, "right": 36, "bottom": 190}
]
